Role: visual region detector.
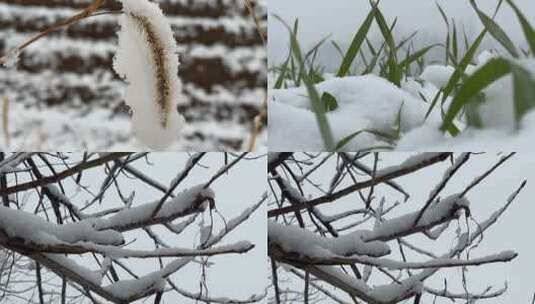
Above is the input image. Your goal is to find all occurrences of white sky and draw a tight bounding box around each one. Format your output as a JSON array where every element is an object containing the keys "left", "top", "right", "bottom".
[
  {"left": 268, "top": 0, "right": 535, "bottom": 70},
  {"left": 270, "top": 152, "right": 533, "bottom": 303},
  {"left": 4, "top": 153, "right": 267, "bottom": 303}
]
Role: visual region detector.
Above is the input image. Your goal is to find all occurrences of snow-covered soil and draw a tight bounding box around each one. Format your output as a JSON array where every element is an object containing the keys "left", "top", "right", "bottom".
[
  {"left": 269, "top": 51, "right": 535, "bottom": 151},
  {"left": 0, "top": 100, "right": 265, "bottom": 150}
]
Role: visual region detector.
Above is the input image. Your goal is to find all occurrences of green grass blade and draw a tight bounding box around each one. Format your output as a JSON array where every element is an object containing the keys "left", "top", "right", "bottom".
[
  {"left": 505, "top": 0, "right": 535, "bottom": 55},
  {"left": 442, "top": 29, "right": 487, "bottom": 101},
  {"left": 396, "top": 31, "right": 418, "bottom": 50},
  {"left": 441, "top": 58, "right": 512, "bottom": 135},
  {"left": 435, "top": 2, "right": 450, "bottom": 27},
  {"left": 335, "top": 129, "right": 396, "bottom": 151},
  {"left": 463, "top": 30, "right": 470, "bottom": 53},
  {"left": 374, "top": 9, "right": 396, "bottom": 53},
  {"left": 511, "top": 62, "right": 535, "bottom": 128},
  {"left": 331, "top": 41, "right": 345, "bottom": 60},
  {"left": 274, "top": 52, "right": 291, "bottom": 89},
  {"left": 424, "top": 87, "right": 444, "bottom": 120},
  {"left": 398, "top": 44, "right": 439, "bottom": 68},
  {"left": 304, "top": 34, "right": 331, "bottom": 64},
  {"left": 274, "top": 15, "right": 335, "bottom": 150},
  {"left": 471, "top": 1, "right": 519, "bottom": 57},
  {"left": 374, "top": 5, "right": 401, "bottom": 85},
  {"left": 445, "top": 31, "right": 450, "bottom": 65},
  {"left": 336, "top": 4, "right": 376, "bottom": 77},
  {"left": 322, "top": 92, "right": 338, "bottom": 112},
  {"left": 366, "top": 38, "right": 377, "bottom": 56},
  {"left": 362, "top": 41, "right": 386, "bottom": 75},
  {"left": 452, "top": 20, "right": 458, "bottom": 62}
]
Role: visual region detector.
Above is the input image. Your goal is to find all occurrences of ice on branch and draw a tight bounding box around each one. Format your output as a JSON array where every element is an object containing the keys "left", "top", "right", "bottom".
[{"left": 113, "top": 0, "right": 186, "bottom": 149}]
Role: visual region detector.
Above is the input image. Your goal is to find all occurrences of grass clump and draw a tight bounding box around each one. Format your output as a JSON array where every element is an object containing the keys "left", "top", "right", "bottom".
[{"left": 271, "top": 0, "right": 535, "bottom": 149}]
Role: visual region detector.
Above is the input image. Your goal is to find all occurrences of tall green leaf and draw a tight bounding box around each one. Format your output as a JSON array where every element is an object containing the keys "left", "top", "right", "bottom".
[
  {"left": 274, "top": 15, "right": 335, "bottom": 150},
  {"left": 398, "top": 44, "right": 439, "bottom": 68},
  {"left": 471, "top": 1, "right": 519, "bottom": 57},
  {"left": 336, "top": 4, "right": 376, "bottom": 77},
  {"left": 373, "top": 2, "right": 401, "bottom": 86},
  {"left": 441, "top": 58, "right": 512, "bottom": 135},
  {"left": 335, "top": 129, "right": 395, "bottom": 151},
  {"left": 442, "top": 29, "right": 487, "bottom": 101},
  {"left": 322, "top": 92, "right": 339, "bottom": 112},
  {"left": 505, "top": 0, "right": 535, "bottom": 55},
  {"left": 274, "top": 52, "right": 291, "bottom": 89},
  {"left": 511, "top": 62, "right": 535, "bottom": 128}
]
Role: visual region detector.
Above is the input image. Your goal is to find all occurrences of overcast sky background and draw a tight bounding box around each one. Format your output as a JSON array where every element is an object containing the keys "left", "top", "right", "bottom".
[
  {"left": 5, "top": 153, "right": 267, "bottom": 303},
  {"left": 268, "top": 0, "right": 535, "bottom": 70},
  {"left": 270, "top": 152, "right": 533, "bottom": 303}
]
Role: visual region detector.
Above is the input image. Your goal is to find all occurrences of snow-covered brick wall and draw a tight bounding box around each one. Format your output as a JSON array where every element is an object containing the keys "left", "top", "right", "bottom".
[{"left": 0, "top": 0, "right": 266, "bottom": 150}]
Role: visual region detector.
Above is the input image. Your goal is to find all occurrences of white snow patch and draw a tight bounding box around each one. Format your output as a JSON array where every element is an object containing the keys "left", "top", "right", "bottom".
[
  {"left": 419, "top": 65, "right": 454, "bottom": 88},
  {"left": 0, "top": 206, "right": 124, "bottom": 246},
  {"left": 268, "top": 221, "right": 390, "bottom": 258}
]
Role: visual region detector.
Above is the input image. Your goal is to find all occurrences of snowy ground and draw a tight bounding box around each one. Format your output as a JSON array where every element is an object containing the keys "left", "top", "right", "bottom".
[
  {"left": 269, "top": 52, "right": 535, "bottom": 151},
  {"left": 0, "top": 99, "right": 266, "bottom": 151}
]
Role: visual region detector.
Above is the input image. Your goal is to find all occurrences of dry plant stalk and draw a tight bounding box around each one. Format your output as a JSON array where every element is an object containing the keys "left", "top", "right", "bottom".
[
  {"left": 244, "top": 0, "right": 267, "bottom": 151},
  {"left": 0, "top": 0, "right": 104, "bottom": 65},
  {"left": 2, "top": 96, "right": 9, "bottom": 146},
  {"left": 244, "top": 0, "right": 266, "bottom": 44},
  {"left": 131, "top": 15, "right": 172, "bottom": 127},
  {"left": 247, "top": 96, "right": 267, "bottom": 151}
]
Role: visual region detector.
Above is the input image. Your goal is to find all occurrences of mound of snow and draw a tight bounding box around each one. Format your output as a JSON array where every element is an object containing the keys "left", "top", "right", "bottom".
[
  {"left": 419, "top": 65, "right": 454, "bottom": 88},
  {"left": 269, "top": 51, "right": 535, "bottom": 151},
  {"left": 269, "top": 74, "right": 441, "bottom": 151}
]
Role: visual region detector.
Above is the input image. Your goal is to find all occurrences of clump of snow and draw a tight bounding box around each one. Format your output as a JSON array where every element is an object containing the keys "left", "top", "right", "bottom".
[
  {"left": 1, "top": 47, "right": 20, "bottom": 68},
  {"left": 93, "top": 184, "right": 212, "bottom": 231},
  {"left": 419, "top": 65, "right": 454, "bottom": 88},
  {"left": 478, "top": 77, "right": 515, "bottom": 130},
  {"left": 0, "top": 206, "right": 124, "bottom": 246},
  {"left": 45, "top": 254, "right": 102, "bottom": 285},
  {"left": 398, "top": 109, "right": 535, "bottom": 151},
  {"left": 113, "top": 0, "right": 186, "bottom": 149},
  {"left": 268, "top": 221, "right": 390, "bottom": 258},
  {"left": 374, "top": 153, "right": 445, "bottom": 177},
  {"left": 368, "top": 194, "right": 470, "bottom": 241},
  {"left": 104, "top": 271, "right": 166, "bottom": 301},
  {"left": 105, "top": 257, "right": 193, "bottom": 301},
  {"left": 370, "top": 276, "right": 423, "bottom": 303}
]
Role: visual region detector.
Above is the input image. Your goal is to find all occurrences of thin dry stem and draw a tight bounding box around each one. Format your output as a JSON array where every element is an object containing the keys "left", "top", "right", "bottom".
[
  {"left": 0, "top": 0, "right": 104, "bottom": 65},
  {"left": 2, "top": 96, "right": 9, "bottom": 146},
  {"left": 247, "top": 96, "right": 267, "bottom": 151},
  {"left": 244, "top": 0, "right": 266, "bottom": 44}
]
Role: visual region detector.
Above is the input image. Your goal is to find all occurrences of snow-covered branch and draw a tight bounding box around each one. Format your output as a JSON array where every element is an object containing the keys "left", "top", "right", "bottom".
[
  {"left": 0, "top": 152, "right": 264, "bottom": 304},
  {"left": 268, "top": 152, "right": 524, "bottom": 304}
]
